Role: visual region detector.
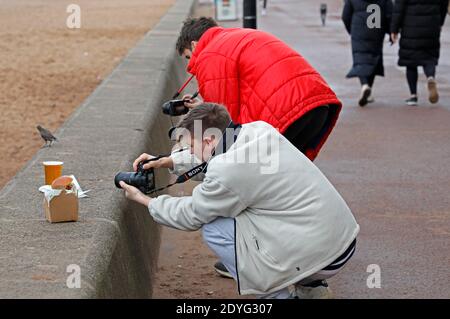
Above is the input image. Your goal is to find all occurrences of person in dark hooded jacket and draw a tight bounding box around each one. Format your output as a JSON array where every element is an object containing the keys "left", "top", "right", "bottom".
[
  {"left": 391, "top": 0, "right": 449, "bottom": 106},
  {"left": 342, "top": 0, "right": 393, "bottom": 107}
]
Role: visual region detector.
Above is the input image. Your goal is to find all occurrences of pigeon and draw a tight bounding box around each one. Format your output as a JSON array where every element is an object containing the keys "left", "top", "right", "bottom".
[{"left": 36, "top": 125, "right": 58, "bottom": 147}]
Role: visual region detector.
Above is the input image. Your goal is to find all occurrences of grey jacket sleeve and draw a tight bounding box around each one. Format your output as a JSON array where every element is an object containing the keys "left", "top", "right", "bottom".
[
  {"left": 148, "top": 175, "right": 248, "bottom": 231},
  {"left": 169, "top": 149, "right": 205, "bottom": 181}
]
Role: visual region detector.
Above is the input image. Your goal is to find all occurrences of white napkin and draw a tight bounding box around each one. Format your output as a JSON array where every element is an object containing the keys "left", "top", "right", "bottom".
[{"left": 39, "top": 175, "right": 89, "bottom": 201}]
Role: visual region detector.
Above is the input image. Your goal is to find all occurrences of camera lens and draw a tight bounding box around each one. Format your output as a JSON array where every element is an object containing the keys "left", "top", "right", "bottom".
[
  {"left": 114, "top": 172, "right": 148, "bottom": 189},
  {"left": 161, "top": 101, "right": 172, "bottom": 115}
]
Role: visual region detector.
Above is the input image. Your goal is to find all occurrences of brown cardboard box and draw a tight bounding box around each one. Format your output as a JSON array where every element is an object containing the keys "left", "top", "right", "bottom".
[{"left": 44, "top": 189, "right": 78, "bottom": 223}]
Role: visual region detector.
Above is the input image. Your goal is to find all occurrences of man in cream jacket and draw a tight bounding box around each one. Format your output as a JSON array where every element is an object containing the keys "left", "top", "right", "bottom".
[{"left": 119, "top": 103, "right": 359, "bottom": 299}]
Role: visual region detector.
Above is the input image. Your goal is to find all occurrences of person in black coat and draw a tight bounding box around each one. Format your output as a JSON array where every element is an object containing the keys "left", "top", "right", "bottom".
[
  {"left": 342, "top": 0, "right": 393, "bottom": 107},
  {"left": 391, "top": 0, "right": 449, "bottom": 106}
]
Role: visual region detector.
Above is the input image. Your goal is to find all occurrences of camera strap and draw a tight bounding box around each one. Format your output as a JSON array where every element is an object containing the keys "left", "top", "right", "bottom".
[
  {"left": 147, "top": 162, "right": 208, "bottom": 194},
  {"left": 175, "top": 161, "right": 209, "bottom": 183},
  {"left": 172, "top": 75, "right": 195, "bottom": 99}
]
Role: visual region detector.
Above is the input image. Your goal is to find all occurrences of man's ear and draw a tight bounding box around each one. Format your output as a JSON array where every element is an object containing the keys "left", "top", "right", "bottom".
[
  {"left": 204, "top": 135, "right": 216, "bottom": 146},
  {"left": 191, "top": 41, "right": 198, "bottom": 52}
]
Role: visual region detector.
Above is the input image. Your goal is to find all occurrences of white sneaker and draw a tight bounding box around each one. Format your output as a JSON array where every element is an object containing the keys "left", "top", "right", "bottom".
[
  {"left": 427, "top": 77, "right": 439, "bottom": 104},
  {"left": 294, "top": 281, "right": 334, "bottom": 299},
  {"left": 295, "top": 285, "right": 334, "bottom": 299},
  {"left": 358, "top": 84, "right": 371, "bottom": 107},
  {"left": 367, "top": 95, "right": 375, "bottom": 103},
  {"left": 261, "top": 8, "right": 267, "bottom": 16}
]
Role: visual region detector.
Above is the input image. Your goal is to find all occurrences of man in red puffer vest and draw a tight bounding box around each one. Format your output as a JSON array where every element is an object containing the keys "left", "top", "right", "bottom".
[
  {"left": 176, "top": 17, "right": 342, "bottom": 161},
  {"left": 175, "top": 17, "right": 343, "bottom": 281}
]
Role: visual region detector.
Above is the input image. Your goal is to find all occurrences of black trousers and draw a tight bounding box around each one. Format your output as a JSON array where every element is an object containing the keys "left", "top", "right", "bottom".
[
  {"left": 359, "top": 75, "right": 375, "bottom": 88},
  {"left": 283, "top": 106, "right": 330, "bottom": 155},
  {"left": 406, "top": 64, "right": 436, "bottom": 95}
]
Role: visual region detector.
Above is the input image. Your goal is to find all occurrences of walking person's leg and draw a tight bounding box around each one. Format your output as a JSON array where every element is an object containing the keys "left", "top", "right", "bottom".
[
  {"left": 424, "top": 64, "right": 439, "bottom": 103},
  {"left": 367, "top": 74, "right": 376, "bottom": 103},
  {"left": 262, "top": 0, "right": 268, "bottom": 15},
  {"left": 406, "top": 66, "right": 419, "bottom": 106},
  {"left": 358, "top": 76, "right": 372, "bottom": 107},
  {"left": 367, "top": 74, "right": 375, "bottom": 88},
  {"left": 423, "top": 64, "right": 436, "bottom": 78},
  {"left": 202, "top": 217, "right": 292, "bottom": 299}
]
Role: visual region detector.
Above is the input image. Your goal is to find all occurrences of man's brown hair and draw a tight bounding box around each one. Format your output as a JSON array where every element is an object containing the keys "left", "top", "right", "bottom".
[
  {"left": 176, "top": 103, "right": 231, "bottom": 137},
  {"left": 176, "top": 17, "right": 218, "bottom": 55}
]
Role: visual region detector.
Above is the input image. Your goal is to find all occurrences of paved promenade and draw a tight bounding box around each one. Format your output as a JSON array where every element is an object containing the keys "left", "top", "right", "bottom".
[{"left": 154, "top": 0, "right": 450, "bottom": 298}]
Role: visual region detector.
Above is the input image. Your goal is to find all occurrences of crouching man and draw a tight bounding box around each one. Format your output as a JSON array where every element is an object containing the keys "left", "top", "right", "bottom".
[{"left": 119, "top": 103, "right": 359, "bottom": 299}]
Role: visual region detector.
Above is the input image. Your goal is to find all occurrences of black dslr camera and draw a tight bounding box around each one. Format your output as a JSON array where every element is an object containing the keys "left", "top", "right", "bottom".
[
  {"left": 161, "top": 91, "right": 198, "bottom": 116},
  {"left": 161, "top": 99, "right": 189, "bottom": 116},
  {"left": 114, "top": 159, "right": 156, "bottom": 194}
]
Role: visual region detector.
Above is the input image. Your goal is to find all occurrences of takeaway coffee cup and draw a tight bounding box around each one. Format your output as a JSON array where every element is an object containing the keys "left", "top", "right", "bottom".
[{"left": 43, "top": 161, "right": 63, "bottom": 185}]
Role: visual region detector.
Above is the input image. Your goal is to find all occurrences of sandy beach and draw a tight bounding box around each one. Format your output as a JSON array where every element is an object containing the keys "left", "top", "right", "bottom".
[{"left": 0, "top": 0, "right": 174, "bottom": 188}]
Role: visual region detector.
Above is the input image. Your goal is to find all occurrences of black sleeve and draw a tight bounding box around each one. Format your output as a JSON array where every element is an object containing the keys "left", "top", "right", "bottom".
[
  {"left": 441, "top": 0, "right": 449, "bottom": 26},
  {"left": 385, "top": 0, "right": 394, "bottom": 34},
  {"left": 342, "top": 0, "right": 353, "bottom": 35},
  {"left": 391, "top": 0, "right": 407, "bottom": 34}
]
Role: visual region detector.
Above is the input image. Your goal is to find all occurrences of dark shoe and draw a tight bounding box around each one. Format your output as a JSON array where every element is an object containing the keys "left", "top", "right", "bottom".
[
  {"left": 358, "top": 85, "right": 371, "bottom": 107},
  {"left": 303, "top": 280, "right": 329, "bottom": 288},
  {"left": 405, "top": 96, "right": 418, "bottom": 106},
  {"left": 214, "top": 261, "right": 233, "bottom": 279}
]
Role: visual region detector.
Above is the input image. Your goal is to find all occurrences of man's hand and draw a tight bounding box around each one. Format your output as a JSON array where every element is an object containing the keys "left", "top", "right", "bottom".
[
  {"left": 133, "top": 153, "right": 174, "bottom": 171},
  {"left": 182, "top": 94, "right": 203, "bottom": 109},
  {"left": 119, "top": 181, "right": 151, "bottom": 207}
]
